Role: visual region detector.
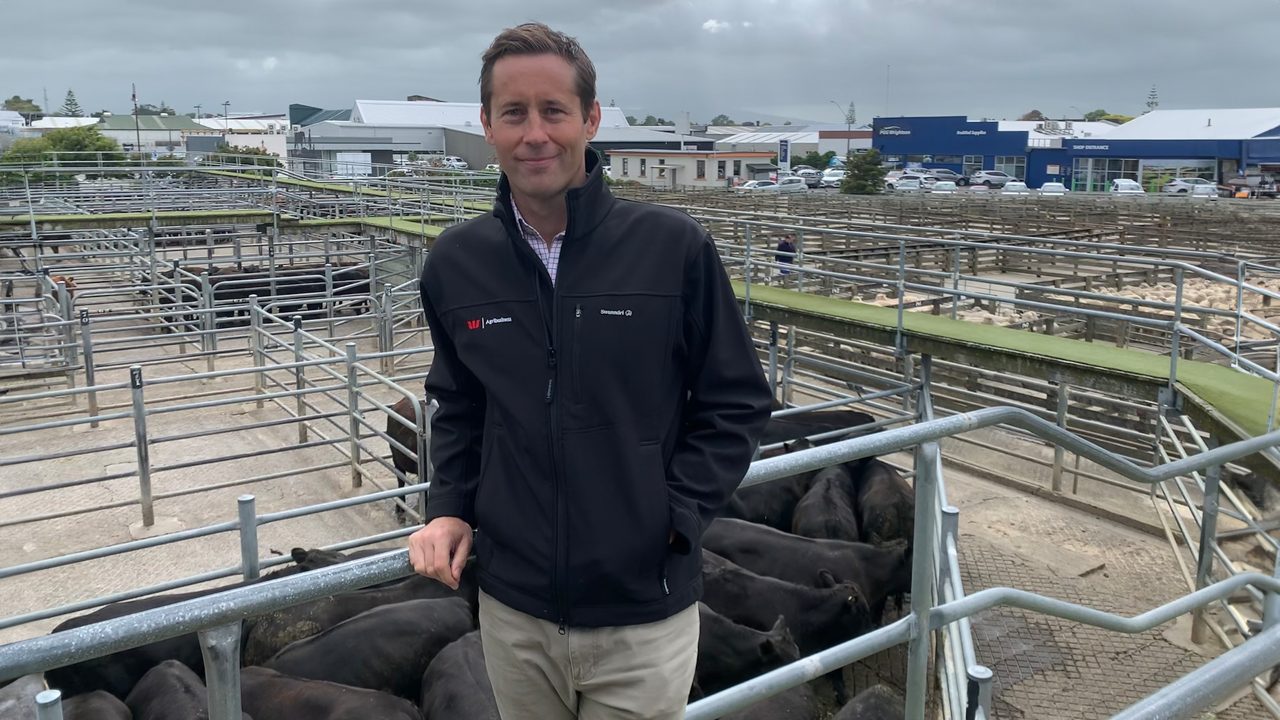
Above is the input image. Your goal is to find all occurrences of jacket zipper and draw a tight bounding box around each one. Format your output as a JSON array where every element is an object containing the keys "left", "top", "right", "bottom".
[{"left": 572, "top": 304, "right": 582, "bottom": 402}]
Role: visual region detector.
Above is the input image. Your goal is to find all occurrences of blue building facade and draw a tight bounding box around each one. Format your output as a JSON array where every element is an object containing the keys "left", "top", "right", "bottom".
[{"left": 872, "top": 115, "right": 1280, "bottom": 191}]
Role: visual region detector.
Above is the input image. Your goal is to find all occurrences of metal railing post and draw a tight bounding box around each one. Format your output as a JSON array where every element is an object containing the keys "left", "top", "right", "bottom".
[
  {"left": 1233, "top": 261, "right": 1245, "bottom": 368},
  {"left": 324, "top": 264, "right": 335, "bottom": 338},
  {"left": 902, "top": 352, "right": 915, "bottom": 415},
  {"left": 35, "top": 689, "right": 63, "bottom": 720},
  {"left": 1169, "top": 267, "right": 1184, "bottom": 388},
  {"left": 237, "top": 495, "right": 260, "bottom": 581},
  {"left": 966, "top": 665, "right": 994, "bottom": 720},
  {"left": 380, "top": 284, "right": 394, "bottom": 375},
  {"left": 896, "top": 238, "right": 907, "bottom": 356},
  {"left": 233, "top": 233, "right": 243, "bottom": 271},
  {"left": 767, "top": 321, "right": 780, "bottom": 400},
  {"left": 951, "top": 246, "right": 961, "bottom": 320},
  {"left": 795, "top": 229, "right": 806, "bottom": 295},
  {"left": 743, "top": 224, "right": 753, "bottom": 321},
  {"left": 292, "top": 316, "right": 308, "bottom": 443},
  {"left": 249, "top": 295, "right": 263, "bottom": 409},
  {"left": 130, "top": 365, "right": 155, "bottom": 527},
  {"left": 1191, "top": 458, "right": 1222, "bottom": 644},
  {"left": 198, "top": 623, "right": 244, "bottom": 720},
  {"left": 1052, "top": 382, "right": 1069, "bottom": 493},
  {"left": 418, "top": 399, "right": 434, "bottom": 521},
  {"left": 780, "top": 326, "right": 797, "bottom": 408},
  {"left": 345, "top": 342, "right": 362, "bottom": 488},
  {"left": 56, "top": 281, "right": 77, "bottom": 389},
  {"left": 200, "top": 271, "right": 214, "bottom": 373},
  {"left": 79, "top": 309, "right": 99, "bottom": 429},
  {"left": 905, "top": 440, "right": 941, "bottom": 719}
]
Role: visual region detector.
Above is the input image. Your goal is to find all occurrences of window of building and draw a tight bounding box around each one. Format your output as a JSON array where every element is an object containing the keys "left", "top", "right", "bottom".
[
  {"left": 932, "top": 155, "right": 963, "bottom": 165},
  {"left": 717, "top": 160, "right": 726, "bottom": 179},
  {"left": 696, "top": 160, "right": 706, "bottom": 179},
  {"left": 733, "top": 160, "right": 742, "bottom": 176},
  {"left": 621, "top": 158, "right": 629, "bottom": 177},
  {"left": 640, "top": 158, "right": 646, "bottom": 177},
  {"left": 1071, "top": 157, "right": 1139, "bottom": 192},
  {"left": 962, "top": 155, "right": 984, "bottom": 177},
  {"left": 994, "top": 155, "right": 1026, "bottom": 180},
  {"left": 1138, "top": 158, "right": 1215, "bottom": 191}
]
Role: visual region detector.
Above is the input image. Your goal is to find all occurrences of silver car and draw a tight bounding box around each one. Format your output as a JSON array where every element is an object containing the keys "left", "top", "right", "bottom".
[{"left": 967, "top": 170, "right": 1015, "bottom": 188}]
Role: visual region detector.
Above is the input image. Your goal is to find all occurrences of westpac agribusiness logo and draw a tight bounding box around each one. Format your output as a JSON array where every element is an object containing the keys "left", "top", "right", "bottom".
[
  {"left": 466, "top": 316, "right": 513, "bottom": 330},
  {"left": 878, "top": 125, "right": 911, "bottom": 136}
]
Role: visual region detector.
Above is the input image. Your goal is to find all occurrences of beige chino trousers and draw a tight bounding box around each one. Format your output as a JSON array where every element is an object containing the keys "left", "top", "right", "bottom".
[{"left": 478, "top": 590, "right": 700, "bottom": 720}]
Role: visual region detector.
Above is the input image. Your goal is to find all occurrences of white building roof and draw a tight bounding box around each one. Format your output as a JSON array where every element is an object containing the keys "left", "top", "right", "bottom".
[
  {"left": 30, "top": 116, "right": 98, "bottom": 129},
  {"left": 715, "top": 131, "right": 819, "bottom": 145},
  {"left": 1101, "top": 108, "right": 1280, "bottom": 140},
  {"left": 443, "top": 124, "right": 704, "bottom": 145},
  {"left": 196, "top": 117, "right": 287, "bottom": 133},
  {"left": 0, "top": 110, "right": 24, "bottom": 126},
  {"left": 997, "top": 120, "right": 1116, "bottom": 139},
  {"left": 353, "top": 99, "right": 631, "bottom": 129}
]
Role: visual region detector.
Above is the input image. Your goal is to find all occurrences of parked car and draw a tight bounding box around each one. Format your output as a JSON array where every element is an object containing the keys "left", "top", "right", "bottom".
[
  {"left": 790, "top": 165, "right": 816, "bottom": 174},
  {"left": 883, "top": 170, "right": 906, "bottom": 187},
  {"left": 737, "top": 179, "right": 778, "bottom": 192},
  {"left": 1039, "top": 182, "right": 1069, "bottom": 195},
  {"left": 1161, "top": 177, "right": 1215, "bottom": 194},
  {"left": 902, "top": 172, "right": 939, "bottom": 189},
  {"left": 967, "top": 170, "right": 1016, "bottom": 188},
  {"left": 1190, "top": 184, "right": 1219, "bottom": 198},
  {"left": 777, "top": 176, "right": 809, "bottom": 193},
  {"left": 484, "top": 163, "right": 501, "bottom": 172},
  {"left": 442, "top": 156, "right": 469, "bottom": 170},
  {"left": 1111, "top": 178, "right": 1146, "bottom": 194},
  {"left": 1001, "top": 181, "right": 1032, "bottom": 196},
  {"left": 930, "top": 181, "right": 958, "bottom": 194},
  {"left": 820, "top": 168, "right": 846, "bottom": 188},
  {"left": 894, "top": 178, "right": 923, "bottom": 192},
  {"left": 794, "top": 168, "right": 822, "bottom": 188},
  {"left": 923, "top": 168, "right": 965, "bottom": 184}
]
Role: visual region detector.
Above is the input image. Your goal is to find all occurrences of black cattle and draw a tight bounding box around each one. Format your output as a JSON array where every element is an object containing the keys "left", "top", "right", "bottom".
[
  {"left": 419, "top": 632, "right": 500, "bottom": 720},
  {"left": 722, "top": 439, "right": 818, "bottom": 531},
  {"left": 701, "top": 551, "right": 872, "bottom": 703},
  {"left": 855, "top": 459, "right": 914, "bottom": 547},
  {"left": 761, "top": 409, "right": 875, "bottom": 446},
  {"left": 833, "top": 684, "right": 904, "bottom": 719},
  {"left": 126, "top": 660, "right": 253, "bottom": 720},
  {"left": 0, "top": 675, "right": 43, "bottom": 720},
  {"left": 692, "top": 604, "right": 799, "bottom": 700},
  {"left": 385, "top": 396, "right": 427, "bottom": 523},
  {"left": 243, "top": 568, "right": 476, "bottom": 666},
  {"left": 45, "top": 547, "right": 363, "bottom": 699},
  {"left": 62, "top": 690, "right": 132, "bottom": 720},
  {"left": 241, "top": 667, "right": 422, "bottom": 720},
  {"left": 721, "top": 681, "right": 822, "bottom": 720},
  {"left": 265, "top": 598, "right": 473, "bottom": 700},
  {"left": 792, "top": 464, "right": 861, "bottom": 542},
  {"left": 704, "top": 518, "right": 912, "bottom": 622}
]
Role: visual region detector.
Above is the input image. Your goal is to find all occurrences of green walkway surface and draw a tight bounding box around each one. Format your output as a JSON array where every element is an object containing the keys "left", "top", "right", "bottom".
[
  {"left": 736, "top": 283, "right": 1274, "bottom": 438},
  {"left": 0, "top": 208, "right": 279, "bottom": 226}
]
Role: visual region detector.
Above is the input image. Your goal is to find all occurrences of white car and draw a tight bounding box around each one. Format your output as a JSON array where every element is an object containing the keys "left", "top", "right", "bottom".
[
  {"left": 442, "top": 156, "right": 469, "bottom": 170},
  {"left": 894, "top": 178, "right": 923, "bottom": 192},
  {"left": 1162, "top": 177, "right": 1215, "bottom": 194},
  {"left": 1039, "top": 182, "right": 1069, "bottom": 195},
  {"left": 968, "top": 170, "right": 1016, "bottom": 188},
  {"left": 776, "top": 176, "right": 808, "bottom": 193},
  {"left": 819, "top": 168, "right": 846, "bottom": 188},
  {"left": 930, "top": 181, "right": 958, "bottom": 194},
  {"left": 1111, "top": 178, "right": 1146, "bottom": 194},
  {"left": 737, "top": 179, "right": 778, "bottom": 192},
  {"left": 1191, "top": 183, "right": 1218, "bottom": 198},
  {"left": 924, "top": 168, "right": 965, "bottom": 184},
  {"left": 1001, "top": 181, "right": 1032, "bottom": 196},
  {"left": 484, "top": 163, "right": 501, "bottom": 172},
  {"left": 793, "top": 168, "right": 822, "bottom": 188}
]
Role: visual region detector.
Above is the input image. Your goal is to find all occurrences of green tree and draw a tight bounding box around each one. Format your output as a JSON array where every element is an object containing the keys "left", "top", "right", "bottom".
[
  {"left": 215, "top": 142, "right": 280, "bottom": 169},
  {"left": 1018, "top": 109, "right": 1046, "bottom": 121},
  {"left": 134, "top": 102, "right": 176, "bottom": 116},
  {"left": 0, "top": 125, "right": 123, "bottom": 184},
  {"left": 840, "top": 148, "right": 886, "bottom": 194},
  {"left": 1102, "top": 113, "right": 1134, "bottom": 124},
  {"left": 57, "top": 90, "right": 84, "bottom": 117},
  {"left": 1083, "top": 109, "right": 1109, "bottom": 122},
  {"left": 709, "top": 113, "right": 735, "bottom": 126},
  {"left": 3, "top": 95, "right": 41, "bottom": 121},
  {"left": 625, "top": 115, "right": 638, "bottom": 125},
  {"left": 90, "top": 109, "right": 111, "bottom": 119},
  {"left": 790, "top": 150, "right": 837, "bottom": 169}
]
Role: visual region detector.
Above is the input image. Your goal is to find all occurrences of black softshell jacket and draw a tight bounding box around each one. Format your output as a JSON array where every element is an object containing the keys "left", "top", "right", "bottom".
[{"left": 420, "top": 152, "right": 772, "bottom": 628}]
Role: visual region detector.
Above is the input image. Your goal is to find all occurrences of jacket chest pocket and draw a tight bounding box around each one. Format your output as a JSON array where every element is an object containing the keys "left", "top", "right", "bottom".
[{"left": 566, "top": 294, "right": 679, "bottom": 409}]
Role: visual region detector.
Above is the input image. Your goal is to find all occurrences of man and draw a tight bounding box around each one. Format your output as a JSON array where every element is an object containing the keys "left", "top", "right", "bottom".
[
  {"left": 408, "top": 22, "right": 772, "bottom": 720},
  {"left": 775, "top": 234, "right": 796, "bottom": 277}
]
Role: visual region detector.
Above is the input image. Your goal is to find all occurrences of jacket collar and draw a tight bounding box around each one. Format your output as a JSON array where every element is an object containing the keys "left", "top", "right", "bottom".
[{"left": 493, "top": 148, "right": 613, "bottom": 243}]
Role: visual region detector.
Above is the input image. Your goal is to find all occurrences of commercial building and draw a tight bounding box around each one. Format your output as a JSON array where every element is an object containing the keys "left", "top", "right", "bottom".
[
  {"left": 97, "top": 114, "right": 212, "bottom": 155},
  {"left": 605, "top": 149, "right": 776, "bottom": 189}
]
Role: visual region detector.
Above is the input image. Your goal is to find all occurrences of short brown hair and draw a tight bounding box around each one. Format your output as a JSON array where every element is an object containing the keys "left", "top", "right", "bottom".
[{"left": 480, "top": 23, "right": 597, "bottom": 119}]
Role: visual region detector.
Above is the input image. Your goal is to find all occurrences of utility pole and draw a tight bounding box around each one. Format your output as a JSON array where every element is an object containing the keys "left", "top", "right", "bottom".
[
  {"left": 194, "top": 104, "right": 202, "bottom": 119},
  {"left": 221, "top": 101, "right": 231, "bottom": 147},
  {"left": 132, "top": 83, "right": 142, "bottom": 160}
]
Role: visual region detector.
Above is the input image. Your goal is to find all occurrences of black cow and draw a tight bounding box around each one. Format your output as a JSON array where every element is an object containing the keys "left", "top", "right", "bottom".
[
  {"left": 385, "top": 396, "right": 427, "bottom": 523},
  {"left": 45, "top": 548, "right": 360, "bottom": 700},
  {"left": 761, "top": 409, "right": 875, "bottom": 446},
  {"left": 419, "top": 631, "right": 500, "bottom": 720},
  {"left": 723, "top": 439, "right": 818, "bottom": 531},
  {"left": 62, "top": 690, "right": 132, "bottom": 720},
  {"left": 692, "top": 603, "right": 799, "bottom": 700},
  {"left": 704, "top": 518, "right": 912, "bottom": 622},
  {"left": 243, "top": 568, "right": 476, "bottom": 666},
  {"left": 833, "top": 684, "right": 904, "bottom": 719},
  {"left": 265, "top": 598, "right": 473, "bottom": 700},
  {"left": 792, "top": 464, "right": 861, "bottom": 542},
  {"left": 126, "top": 660, "right": 253, "bottom": 720},
  {"left": 241, "top": 667, "right": 422, "bottom": 720},
  {"left": 855, "top": 459, "right": 914, "bottom": 547},
  {"left": 721, "top": 681, "right": 822, "bottom": 720},
  {"left": 0, "top": 674, "right": 43, "bottom": 720}
]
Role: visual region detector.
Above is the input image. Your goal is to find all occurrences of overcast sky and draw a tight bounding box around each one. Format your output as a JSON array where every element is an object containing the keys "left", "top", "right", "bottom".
[{"left": 6, "top": 0, "right": 1279, "bottom": 124}]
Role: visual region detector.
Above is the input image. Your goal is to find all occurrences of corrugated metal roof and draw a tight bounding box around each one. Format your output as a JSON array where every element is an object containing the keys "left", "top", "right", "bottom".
[
  {"left": 353, "top": 99, "right": 631, "bottom": 128},
  {"left": 1102, "top": 108, "right": 1280, "bottom": 140},
  {"left": 715, "top": 131, "right": 819, "bottom": 144},
  {"left": 29, "top": 116, "right": 98, "bottom": 129},
  {"left": 997, "top": 120, "right": 1117, "bottom": 138},
  {"left": 0, "top": 110, "right": 25, "bottom": 126},
  {"left": 196, "top": 117, "right": 287, "bottom": 132},
  {"left": 99, "top": 115, "right": 205, "bottom": 131}
]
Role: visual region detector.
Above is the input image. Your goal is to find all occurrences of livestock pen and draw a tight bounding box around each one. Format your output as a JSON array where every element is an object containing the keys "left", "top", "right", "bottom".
[{"left": 3, "top": 156, "right": 1280, "bottom": 718}]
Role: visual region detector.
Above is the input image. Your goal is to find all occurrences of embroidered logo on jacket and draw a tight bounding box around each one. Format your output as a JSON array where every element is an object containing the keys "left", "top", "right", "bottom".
[
  {"left": 467, "top": 317, "right": 513, "bottom": 330},
  {"left": 600, "top": 309, "right": 633, "bottom": 317}
]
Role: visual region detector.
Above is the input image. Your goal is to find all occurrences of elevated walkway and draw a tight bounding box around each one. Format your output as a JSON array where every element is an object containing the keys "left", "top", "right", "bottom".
[{"left": 736, "top": 282, "right": 1279, "bottom": 478}]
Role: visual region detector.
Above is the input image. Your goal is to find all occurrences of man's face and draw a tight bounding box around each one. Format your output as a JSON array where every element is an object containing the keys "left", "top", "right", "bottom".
[{"left": 482, "top": 53, "right": 601, "bottom": 203}]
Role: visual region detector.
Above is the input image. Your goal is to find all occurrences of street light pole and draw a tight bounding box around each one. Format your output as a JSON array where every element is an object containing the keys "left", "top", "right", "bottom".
[
  {"left": 828, "top": 99, "right": 854, "bottom": 157},
  {"left": 221, "top": 101, "right": 230, "bottom": 146}
]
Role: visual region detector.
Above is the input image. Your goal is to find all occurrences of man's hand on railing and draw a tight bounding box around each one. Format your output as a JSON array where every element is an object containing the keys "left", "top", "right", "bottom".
[{"left": 408, "top": 516, "right": 472, "bottom": 590}]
